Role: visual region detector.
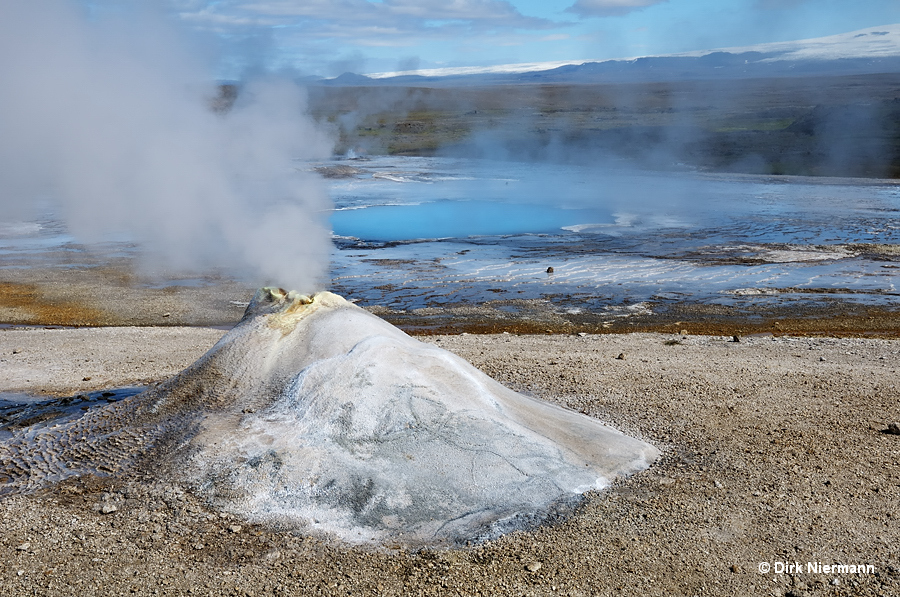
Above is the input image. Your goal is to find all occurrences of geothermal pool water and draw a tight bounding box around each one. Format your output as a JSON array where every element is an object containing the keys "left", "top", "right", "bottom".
[
  {"left": 332, "top": 199, "right": 615, "bottom": 240},
  {"left": 1, "top": 155, "right": 898, "bottom": 316},
  {"left": 326, "top": 156, "right": 900, "bottom": 313}
]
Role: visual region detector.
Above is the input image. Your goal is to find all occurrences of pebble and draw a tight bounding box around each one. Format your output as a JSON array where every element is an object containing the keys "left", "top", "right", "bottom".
[
  {"left": 525, "top": 561, "right": 542, "bottom": 573},
  {"left": 616, "top": 353, "right": 626, "bottom": 360},
  {"left": 16, "top": 542, "right": 30, "bottom": 551},
  {"left": 101, "top": 504, "right": 118, "bottom": 514},
  {"left": 228, "top": 525, "right": 243, "bottom": 533}
]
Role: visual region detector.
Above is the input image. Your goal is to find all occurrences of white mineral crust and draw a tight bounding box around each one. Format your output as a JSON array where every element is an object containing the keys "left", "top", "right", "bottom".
[{"left": 180, "top": 289, "right": 658, "bottom": 544}]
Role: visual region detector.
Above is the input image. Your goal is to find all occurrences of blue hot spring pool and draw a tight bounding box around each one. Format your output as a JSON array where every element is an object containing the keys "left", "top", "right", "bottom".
[
  {"left": 331, "top": 200, "right": 614, "bottom": 241},
  {"left": 322, "top": 156, "right": 900, "bottom": 314}
]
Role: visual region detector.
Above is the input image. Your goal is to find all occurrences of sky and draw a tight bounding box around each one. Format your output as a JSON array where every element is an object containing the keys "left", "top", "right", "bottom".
[{"left": 148, "top": 0, "right": 900, "bottom": 79}]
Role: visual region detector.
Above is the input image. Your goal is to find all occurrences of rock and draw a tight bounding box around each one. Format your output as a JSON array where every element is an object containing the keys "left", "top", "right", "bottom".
[
  {"left": 546, "top": 266, "right": 554, "bottom": 274},
  {"left": 82, "top": 376, "right": 92, "bottom": 381},
  {"left": 577, "top": 332, "right": 587, "bottom": 337},
  {"left": 731, "top": 335, "right": 740, "bottom": 343},
  {"left": 100, "top": 503, "right": 118, "bottom": 514},
  {"left": 525, "top": 561, "right": 542, "bottom": 573},
  {"left": 616, "top": 353, "right": 626, "bottom": 360},
  {"left": 314, "top": 165, "right": 364, "bottom": 179},
  {"left": 886, "top": 422, "right": 900, "bottom": 435},
  {"left": 16, "top": 542, "right": 30, "bottom": 551},
  {"left": 228, "top": 525, "right": 242, "bottom": 533}
]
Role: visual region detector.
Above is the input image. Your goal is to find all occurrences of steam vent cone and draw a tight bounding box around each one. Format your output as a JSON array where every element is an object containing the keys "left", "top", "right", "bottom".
[{"left": 0, "top": 288, "right": 658, "bottom": 545}]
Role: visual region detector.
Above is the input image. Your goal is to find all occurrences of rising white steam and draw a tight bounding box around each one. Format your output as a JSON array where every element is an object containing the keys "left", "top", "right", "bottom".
[{"left": 0, "top": 2, "right": 333, "bottom": 291}]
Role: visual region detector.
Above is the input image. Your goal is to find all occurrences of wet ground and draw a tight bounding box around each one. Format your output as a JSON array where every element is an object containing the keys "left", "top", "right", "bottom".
[{"left": 1, "top": 264, "right": 899, "bottom": 338}]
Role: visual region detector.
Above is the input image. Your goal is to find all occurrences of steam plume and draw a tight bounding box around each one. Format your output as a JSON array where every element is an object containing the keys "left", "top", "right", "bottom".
[{"left": 0, "top": 2, "right": 333, "bottom": 291}]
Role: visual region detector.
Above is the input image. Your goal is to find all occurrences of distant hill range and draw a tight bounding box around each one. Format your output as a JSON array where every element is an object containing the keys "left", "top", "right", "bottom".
[{"left": 317, "top": 24, "right": 900, "bottom": 86}]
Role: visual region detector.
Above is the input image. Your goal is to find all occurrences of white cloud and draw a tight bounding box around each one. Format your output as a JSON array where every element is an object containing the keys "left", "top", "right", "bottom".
[
  {"left": 171, "top": 0, "right": 567, "bottom": 76},
  {"left": 378, "top": 0, "right": 530, "bottom": 22},
  {"left": 238, "top": 0, "right": 377, "bottom": 20},
  {"left": 566, "top": 0, "right": 667, "bottom": 18},
  {"left": 179, "top": 0, "right": 554, "bottom": 35}
]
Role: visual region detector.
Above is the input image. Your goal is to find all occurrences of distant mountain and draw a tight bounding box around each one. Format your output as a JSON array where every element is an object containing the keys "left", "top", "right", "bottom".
[
  {"left": 694, "top": 23, "right": 900, "bottom": 61},
  {"left": 320, "top": 72, "right": 376, "bottom": 86},
  {"left": 318, "top": 24, "right": 900, "bottom": 87}
]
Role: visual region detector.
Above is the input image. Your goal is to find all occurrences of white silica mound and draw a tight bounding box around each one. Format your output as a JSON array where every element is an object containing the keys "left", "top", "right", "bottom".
[
  {"left": 0, "top": 288, "right": 658, "bottom": 545},
  {"left": 179, "top": 289, "right": 658, "bottom": 544}
]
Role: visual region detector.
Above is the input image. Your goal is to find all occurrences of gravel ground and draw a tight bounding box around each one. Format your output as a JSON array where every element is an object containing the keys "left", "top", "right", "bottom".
[{"left": 1, "top": 327, "right": 898, "bottom": 596}]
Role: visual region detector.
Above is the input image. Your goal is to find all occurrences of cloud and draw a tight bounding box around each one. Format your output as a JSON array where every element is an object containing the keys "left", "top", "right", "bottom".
[
  {"left": 241, "top": 0, "right": 536, "bottom": 22},
  {"left": 179, "top": 0, "right": 555, "bottom": 38},
  {"left": 173, "top": 0, "right": 564, "bottom": 75},
  {"left": 566, "top": 0, "right": 668, "bottom": 18},
  {"left": 375, "top": 0, "right": 533, "bottom": 23}
]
